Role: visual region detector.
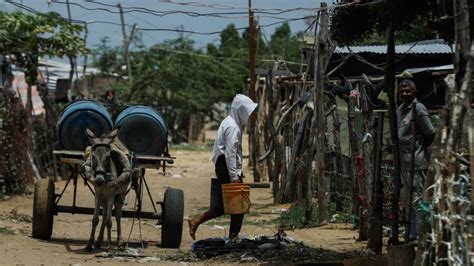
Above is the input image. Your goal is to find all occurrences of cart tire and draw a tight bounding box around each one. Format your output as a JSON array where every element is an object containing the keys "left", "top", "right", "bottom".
[
  {"left": 161, "top": 188, "right": 184, "bottom": 248},
  {"left": 32, "top": 179, "right": 55, "bottom": 240}
]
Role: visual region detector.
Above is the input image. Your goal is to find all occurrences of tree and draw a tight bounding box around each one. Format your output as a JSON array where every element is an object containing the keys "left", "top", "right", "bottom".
[
  {"left": 219, "top": 24, "right": 242, "bottom": 57},
  {"left": 111, "top": 35, "right": 242, "bottom": 143},
  {"left": 331, "top": 0, "right": 473, "bottom": 45},
  {"left": 91, "top": 37, "right": 120, "bottom": 74},
  {"left": 270, "top": 22, "right": 291, "bottom": 56},
  {"left": 0, "top": 10, "right": 87, "bottom": 182}
]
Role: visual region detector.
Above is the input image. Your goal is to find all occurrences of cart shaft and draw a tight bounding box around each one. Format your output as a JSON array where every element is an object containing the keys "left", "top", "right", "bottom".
[{"left": 56, "top": 205, "right": 162, "bottom": 221}]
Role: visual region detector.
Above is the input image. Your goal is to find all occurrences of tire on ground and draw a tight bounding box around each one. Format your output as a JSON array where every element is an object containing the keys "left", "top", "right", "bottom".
[
  {"left": 32, "top": 179, "right": 55, "bottom": 240},
  {"left": 161, "top": 187, "right": 184, "bottom": 248}
]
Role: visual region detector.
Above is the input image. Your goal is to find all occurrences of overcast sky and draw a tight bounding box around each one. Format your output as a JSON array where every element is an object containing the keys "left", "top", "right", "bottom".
[{"left": 3, "top": 0, "right": 324, "bottom": 52}]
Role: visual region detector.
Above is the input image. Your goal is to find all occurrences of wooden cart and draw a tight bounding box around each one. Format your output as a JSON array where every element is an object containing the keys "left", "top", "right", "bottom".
[{"left": 32, "top": 150, "right": 184, "bottom": 248}]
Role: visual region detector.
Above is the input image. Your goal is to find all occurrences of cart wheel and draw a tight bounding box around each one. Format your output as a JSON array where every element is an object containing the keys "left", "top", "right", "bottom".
[
  {"left": 161, "top": 187, "right": 184, "bottom": 248},
  {"left": 32, "top": 179, "right": 55, "bottom": 240}
]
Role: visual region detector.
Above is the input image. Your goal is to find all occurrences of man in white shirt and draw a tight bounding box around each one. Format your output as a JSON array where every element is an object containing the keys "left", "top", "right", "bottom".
[{"left": 188, "top": 94, "right": 257, "bottom": 241}]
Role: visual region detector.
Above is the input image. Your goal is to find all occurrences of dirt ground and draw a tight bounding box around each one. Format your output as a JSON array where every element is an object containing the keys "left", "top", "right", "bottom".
[{"left": 0, "top": 131, "right": 387, "bottom": 265}]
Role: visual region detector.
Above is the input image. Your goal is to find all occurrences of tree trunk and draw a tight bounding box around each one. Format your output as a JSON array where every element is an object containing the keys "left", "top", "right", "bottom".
[
  {"left": 385, "top": 0, "right": 402, "bottom": 245},
  {"left": 431, "top": 0, "right": 472, "bottom": 263},
  {"left": 360, "top": 84, "right": 374, "bottom": 241},
  {"left": 331, "top": 94, "right": 344, "bottom": 212},
  {"left": 281, "top": 110, "right": 311, "bottom": 203},
  {"left": 367, "top": 113, "right": 384, "bottom": 253},
  {"left": 347, "top": 87, "right": 363, "bottom": 237},
  {"left": 311, "top": 2, "right": 330, "bottom": 225},
  {"left": 188, "top": 113, "right": 205, "bottom": 143},
  {"left": 266, "top": 71, "right": 281, "bottom": 203},
  {"left": 256, "top": 77, "right": 268, "bottom": 181}
]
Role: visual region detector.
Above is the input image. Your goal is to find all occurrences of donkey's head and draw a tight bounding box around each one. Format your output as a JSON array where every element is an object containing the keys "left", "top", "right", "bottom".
[{"left": 86, "top": 128, "right": 119, "bottom": 186}]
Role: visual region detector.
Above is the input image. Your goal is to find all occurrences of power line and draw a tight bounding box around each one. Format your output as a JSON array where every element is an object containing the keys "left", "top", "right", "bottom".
[
  {"left": 162, "top": 0, "right": 353, "bottom": 13},
  {"left": 138, "top": 15, "right": 313, "bottom": 35},
  {"left": 8, "top": 1, "right": 314, "bottom": 36},
  {"left": 52, "top": 0, "right": 315, "bottom": 21},
  {"left": 148, "top": 45, "right": 305, "bottom": 66},
  {"left": 88, "top": 0, "right": 319, "bottom": 16},
  {"left": 7, "top": 1, "right": 88, "bottom": 24}
]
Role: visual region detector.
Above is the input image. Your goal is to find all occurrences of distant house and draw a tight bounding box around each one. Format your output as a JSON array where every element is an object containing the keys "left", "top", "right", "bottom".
[
  {"left": 9, "top": 59, "right": 121, "bottom": 115},
  {"left": 327, "top": 39, "right": 453, "bottom": 78},
  {"left": 299, "top": 38, "right": 454, "bottom": 110},
  {"left": 38, "top": 59, "right": 102, "bottom": 102},
  {"left": 11, "top": 70, "right": 45, "bottom": 115}
]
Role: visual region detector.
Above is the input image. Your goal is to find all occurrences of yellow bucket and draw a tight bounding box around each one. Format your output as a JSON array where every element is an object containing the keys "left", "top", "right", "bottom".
[{"left": 221, "top": 183, "right": 251, "bottom": 214}]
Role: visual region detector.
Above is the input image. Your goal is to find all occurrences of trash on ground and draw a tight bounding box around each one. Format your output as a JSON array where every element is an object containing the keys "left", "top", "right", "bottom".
[
  {"left": 176, "top": 230, "right": 375, "bottom": 264},
  {"left": 271, "top": 208, "right": 288, "bottom": 214},
  {"left": 94, "top": 247, "right": 160, "bottom": 262},
  {"left": 210, "top": 225, "right": 226, "bottom": 230}
]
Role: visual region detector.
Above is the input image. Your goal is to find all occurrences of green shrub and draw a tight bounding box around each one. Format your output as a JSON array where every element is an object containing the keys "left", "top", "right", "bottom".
[{"left": 279, "top": 201, "right": 318, "bottom": 230}]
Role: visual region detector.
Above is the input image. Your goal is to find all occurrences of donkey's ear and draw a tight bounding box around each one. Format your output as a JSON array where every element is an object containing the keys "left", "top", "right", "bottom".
[
  {"left": 107, "top": 129, "right": 119, "bottom": 142},
  {"left": 85, "top": 128, "right": 96, "bottom": 140}
]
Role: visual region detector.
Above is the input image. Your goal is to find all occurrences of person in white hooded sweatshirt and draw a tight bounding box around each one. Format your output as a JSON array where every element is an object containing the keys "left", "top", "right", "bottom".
[{"left": 188, "top": 94, "right": 258, "bottom": 241}]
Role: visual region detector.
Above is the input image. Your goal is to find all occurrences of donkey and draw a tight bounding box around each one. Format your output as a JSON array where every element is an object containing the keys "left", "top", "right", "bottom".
[{"left": 84, "top": 128, "right": 131, "bottom": 251}]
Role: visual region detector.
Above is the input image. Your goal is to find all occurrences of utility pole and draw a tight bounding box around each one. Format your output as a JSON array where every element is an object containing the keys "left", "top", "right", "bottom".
[
  {"left": 248, "top": 0, "right": 260, "bottom": 182},
  {"left": 66, "top": 0, "right": 80, "bottom": 99},
  {"left": 82, "top": 24, "right": 89, "bottom": 76},
  {"left": 248, "top": 0, "right": 256, "bottom": 98},
  {"left": 118, "top": 4, "right": 133, "bottom": 87}
]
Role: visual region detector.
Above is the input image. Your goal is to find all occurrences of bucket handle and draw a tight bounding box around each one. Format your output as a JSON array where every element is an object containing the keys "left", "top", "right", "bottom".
[{"left": 240, "top": 188, "right": 251, "bottom": 209}]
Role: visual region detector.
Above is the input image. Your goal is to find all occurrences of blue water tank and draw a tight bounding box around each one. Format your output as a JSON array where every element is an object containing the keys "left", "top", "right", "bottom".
[
  {"left": 57, "top": 100, "right": 113, "bottom": 151},
  {"left": 114, "top": 105, "right": 168, "bottom": 156}
]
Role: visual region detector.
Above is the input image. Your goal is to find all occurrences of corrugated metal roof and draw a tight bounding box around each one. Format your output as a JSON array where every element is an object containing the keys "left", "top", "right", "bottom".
[
  {"left": 301, "top": 37, "right": 453, "bottom": 54},
  {"left": 335, "top": 41, "right": 453, "bottom": 55},
  {"left": 404, "top": 64, "right": 454, "bottom": 74}
]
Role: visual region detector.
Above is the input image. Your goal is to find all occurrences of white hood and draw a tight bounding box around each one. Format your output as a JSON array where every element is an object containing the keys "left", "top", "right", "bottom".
[
  {"left": 229, "top": 94, "right": 258, "bottom": 127},
  {"left": 211, "top": 94, "right": 257, "bottom": 181}
]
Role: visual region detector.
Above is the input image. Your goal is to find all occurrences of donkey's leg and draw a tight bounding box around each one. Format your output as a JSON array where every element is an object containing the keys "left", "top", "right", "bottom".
[
  {"left": 95, "top": 202, "right": 108, "bottom": 249},
  {"left": 115, "top": 193, "right": 125, "bottom": 247},
  {"left": 105, "top": 198, "right": 114, "bottom": 249},
  {"left": 86, "top": 197, "right": 100, "bottom": 252}
]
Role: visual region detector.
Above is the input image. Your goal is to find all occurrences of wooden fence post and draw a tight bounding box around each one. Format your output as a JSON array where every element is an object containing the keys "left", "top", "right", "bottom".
[
  {"left": 312, "top": 2, "right": 330, "bottom": 225},
  {"left": 368, "top": 112, "right": 384, "bottom": 253}
]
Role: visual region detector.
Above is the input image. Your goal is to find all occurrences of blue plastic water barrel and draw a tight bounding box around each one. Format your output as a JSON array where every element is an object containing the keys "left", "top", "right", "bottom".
[
  {"left": 57, "top": 100, "right": 113, "bottom": 151},
  {"left": 114, "top": 105, "right": 168, "bottom": 156}
]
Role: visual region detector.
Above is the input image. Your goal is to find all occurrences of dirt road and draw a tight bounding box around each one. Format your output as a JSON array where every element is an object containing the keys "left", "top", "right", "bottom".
[{"left": 0, "top": 131, "right": 387, "bottom": 265}]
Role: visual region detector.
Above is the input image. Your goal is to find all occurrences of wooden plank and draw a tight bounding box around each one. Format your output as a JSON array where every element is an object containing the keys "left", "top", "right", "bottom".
[
  {"left": 53, "top": 150, "right": 83, "bottom": 156},
  {"left": 59, "top": 158, "right": 83, "bottom": 165},
  {"left": 53, "top": 150, "right": 175, "bottom": 167}
]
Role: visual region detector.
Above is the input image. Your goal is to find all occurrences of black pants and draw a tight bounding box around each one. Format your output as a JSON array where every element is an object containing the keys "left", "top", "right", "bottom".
[{"left": 210, "top": 155, "right": 244, "bottom": 236}]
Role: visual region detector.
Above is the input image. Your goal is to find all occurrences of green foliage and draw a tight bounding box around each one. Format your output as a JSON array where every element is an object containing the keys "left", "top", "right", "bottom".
[
  {"left": 0, "top": 10, "right": 87, "bottom": 86},
  {"left": 0, "top": 227, "right": 16, "bottom": 235},
  {"left": 331, "top": 2, "right": 378, "bottom": 46},
  {"left": 91, "top": 21, "right": 305, "bottom": 142},
  {"left": 278, "top": 200, "right": 354, "bottom": 230},
  {"left": 328, "top": 202, "right": 354, "bottom": 224},
  {"left": 0, "top": 11, "right": 87, "bottom": 60},
  {"left": 169, "top": 143, "right": 213, "bottom": 152},
  {"left": 331, "top": 0, "right": 440, "bottom": 45},
  {"left": 91, "top": 37, "right": 120, "bottom": 73},
  {"left": 279, "top": 201, "right": 319, "bottom": 230},
  {"left": 269, "top": 23, "right": 292, "bottom": 56},
  {"left": 219, "top": 24, "right": 242, "bottom": 57},
  {"left": 0, "top": 10, "right": 86, "bottom": 185},
  {"left": 0, "top": 95, "right": 30, "bottom": 195},
  {"left": 108, "top": 35, "right": 242, "bottom": 142}
]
